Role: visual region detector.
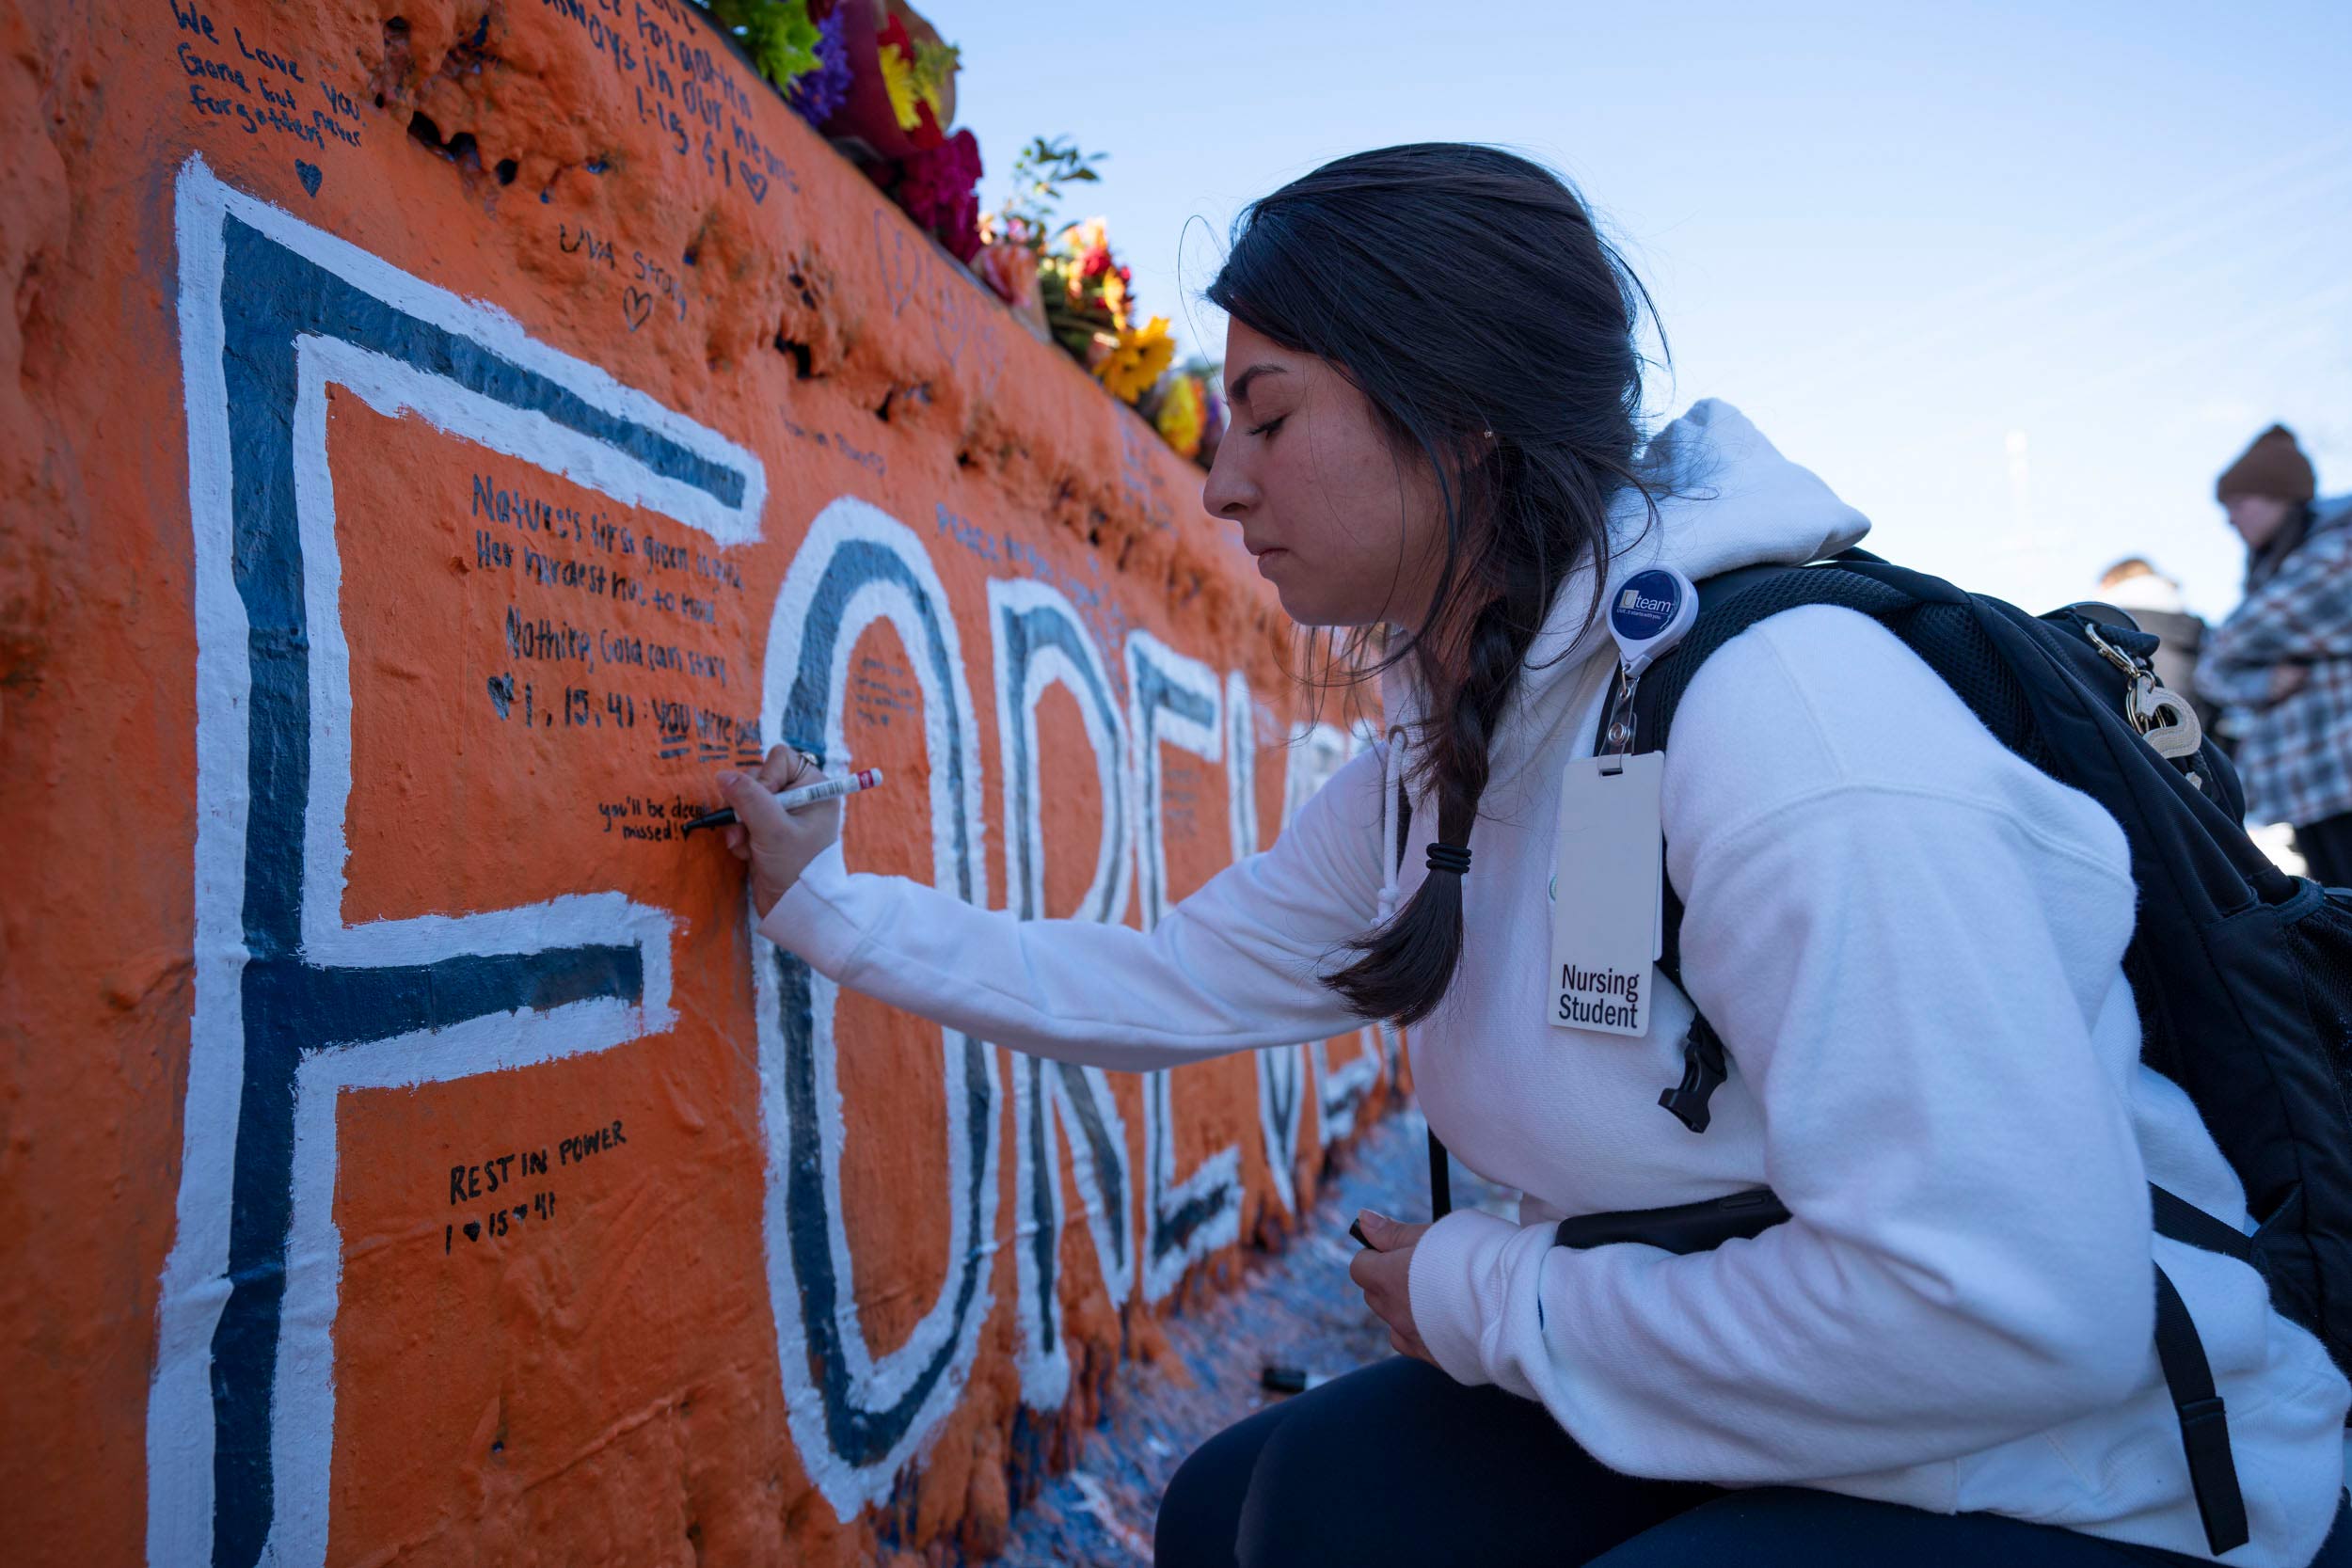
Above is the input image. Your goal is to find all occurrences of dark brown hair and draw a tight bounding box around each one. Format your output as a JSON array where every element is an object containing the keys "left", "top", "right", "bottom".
[{"left": 1208, "top": 144, "right": 1656, "bottom": 1026}]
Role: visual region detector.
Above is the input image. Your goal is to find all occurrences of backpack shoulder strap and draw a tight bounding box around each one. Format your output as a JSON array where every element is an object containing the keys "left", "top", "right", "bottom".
[
  {"left": 1616, "top": 555, "right": 1919, "bottom": 758},
  {"left": 1590, "top": 555, "right": 1916, "bottom": 1132}
]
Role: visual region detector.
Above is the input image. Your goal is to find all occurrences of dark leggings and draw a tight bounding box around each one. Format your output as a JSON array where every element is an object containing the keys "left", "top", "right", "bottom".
[{"left": 1155, "top": 1357, "right": 2347, "bottom": 1567}]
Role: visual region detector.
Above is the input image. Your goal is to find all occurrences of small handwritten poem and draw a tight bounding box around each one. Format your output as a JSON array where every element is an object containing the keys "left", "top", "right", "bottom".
[
  {"left": 167, "top": 0, "right": 364, "bottom": 153},
  {"left": 443, "top": 1117, "right": 628, "bottom": 1252},
  {"left": 463, "top": 467, "right": 766, "bottom": 821}
]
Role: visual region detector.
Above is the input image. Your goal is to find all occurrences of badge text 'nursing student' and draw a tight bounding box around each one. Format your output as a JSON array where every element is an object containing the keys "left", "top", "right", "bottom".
[{"left": 1549, "top": 566, "right": 1696, "bottom": 1037}]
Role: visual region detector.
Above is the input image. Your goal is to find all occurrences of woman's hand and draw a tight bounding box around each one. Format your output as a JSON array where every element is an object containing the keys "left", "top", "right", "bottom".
[
  {"left": 716, "top": 746, "right": 845, "bottom": 918},
  {"left": 1348, "top": 1209, "right": 1436, "bottom": 1365}
]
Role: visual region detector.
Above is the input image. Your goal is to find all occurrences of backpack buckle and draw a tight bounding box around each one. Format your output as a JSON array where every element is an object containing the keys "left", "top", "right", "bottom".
[{"left": 1659, "top": 1021, "right": 1730, "bottom": 1133}]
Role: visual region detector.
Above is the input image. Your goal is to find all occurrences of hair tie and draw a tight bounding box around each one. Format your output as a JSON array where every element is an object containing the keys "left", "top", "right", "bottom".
[{"left": 1425, "top": 842, "right": 1471, "bottom": 877}]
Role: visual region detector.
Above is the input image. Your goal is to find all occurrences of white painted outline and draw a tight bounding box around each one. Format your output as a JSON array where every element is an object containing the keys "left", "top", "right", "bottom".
[
  {"left": 1313, "top": 1034, "right": 1386, "bottom": 1147},
  {"left": 1245, "top": 698, "right": 1343, "bottom": 1213},
  {"left": 989, "top": 578, "right": 1136, "bottom": 1408},
  {"left": 1125, "top": 631, "right": 1242, "bottom": 1301},
  {"left": 1224, "top": 671, "right": 1263, "bottom": 871},
  {"left": 1256, "top": 1048, "right": 1308, "bottom": 1212},
  {"left": 1284, "top": 721, "right": 1387, "bottom": 1148},
  {"left": 754, "top": 498, "right": 1001, "bottom": 1516},
  {"left": 1229, "top": 672, "right": 1301, "bottom": 1212},
  {"left": 991, "top": 578, "right": 1134, "bottom": 929},
  {"left": 153, "top": 155, "right": 755, "bottom": 1568},
  {"left": 294, "top": 336, "right": 749, "bottom": 963}
]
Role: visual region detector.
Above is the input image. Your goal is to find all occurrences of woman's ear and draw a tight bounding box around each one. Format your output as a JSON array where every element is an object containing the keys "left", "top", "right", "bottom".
[{"left": 1441, "top": 427, "right": 1501, "bottom": 475}]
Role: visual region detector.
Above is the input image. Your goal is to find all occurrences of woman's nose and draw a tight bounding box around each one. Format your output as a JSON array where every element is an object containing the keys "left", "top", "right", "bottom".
[{"left": 1201, "top": 447, "right": 1256, "bottom": 520}]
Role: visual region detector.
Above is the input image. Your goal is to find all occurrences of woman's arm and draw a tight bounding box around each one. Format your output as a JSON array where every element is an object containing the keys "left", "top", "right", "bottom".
[
  {"left": 749, "top": 745, "right": 1388, "bottom": 1071},
  {"left": 1406, "top": 607, "right": 2155, "bottom": 1482},
  {"left": 2195, "top": 649, "right": 2285, "bottom": 709}
]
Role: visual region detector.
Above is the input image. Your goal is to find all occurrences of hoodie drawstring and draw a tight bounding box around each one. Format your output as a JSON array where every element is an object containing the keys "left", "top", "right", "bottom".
[{"left": 1378, "top": 726, "right": 1409, "bottom": 924}]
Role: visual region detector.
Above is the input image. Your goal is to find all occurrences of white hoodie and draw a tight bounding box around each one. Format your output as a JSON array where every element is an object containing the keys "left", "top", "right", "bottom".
[{"left": 760, "top": 402, "right": 2349, "bottom": 1564}]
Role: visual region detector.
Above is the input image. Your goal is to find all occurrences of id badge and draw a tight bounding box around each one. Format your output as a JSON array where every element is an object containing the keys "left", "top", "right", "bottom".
[{"left": 1549, "top": 752, "right": 1664, "bottom": 1037}]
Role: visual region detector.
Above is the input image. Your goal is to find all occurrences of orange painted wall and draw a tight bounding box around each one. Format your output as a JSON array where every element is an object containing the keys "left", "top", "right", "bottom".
[{"left": 0, "top": 3, "right": 1401, "bottom": 1564}]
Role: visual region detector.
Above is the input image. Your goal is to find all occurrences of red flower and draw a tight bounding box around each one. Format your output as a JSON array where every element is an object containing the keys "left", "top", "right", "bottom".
[
  {"left": 874, "top": 12, "right": 946, "bottom": 150},
  {"left": 895, "top": 129, "right": 984, "bottom": 263}
]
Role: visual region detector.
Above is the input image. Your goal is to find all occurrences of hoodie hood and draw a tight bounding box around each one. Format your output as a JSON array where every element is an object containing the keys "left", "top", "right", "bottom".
[{"left": 1381, "top": 399, "right": 1871, "bottom": 756}]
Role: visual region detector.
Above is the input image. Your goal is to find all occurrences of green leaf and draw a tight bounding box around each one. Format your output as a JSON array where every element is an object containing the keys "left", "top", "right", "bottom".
[
  {"left": 998, "top": 133, "right": 1111, "bottom": 236},
  {"left": 701, "top": 0, "right": 820, "bottom": 87}
]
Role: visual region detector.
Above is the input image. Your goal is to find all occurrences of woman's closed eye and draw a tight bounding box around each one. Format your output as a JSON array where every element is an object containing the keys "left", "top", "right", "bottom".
[{"left": 1248, "top": 415, "right": 1287, "bottom": 440}]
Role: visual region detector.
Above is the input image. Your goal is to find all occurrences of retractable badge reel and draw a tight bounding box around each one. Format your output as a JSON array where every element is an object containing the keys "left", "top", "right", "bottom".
[
  {"left": 1548, "top": 567, "right": 1696, "bottom": 1037},
  {"left": 1599, "top": 567, "right": 1700, "bottom": 769}
]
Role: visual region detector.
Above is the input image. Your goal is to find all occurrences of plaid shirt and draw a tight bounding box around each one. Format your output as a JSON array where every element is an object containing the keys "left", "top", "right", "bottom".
[{"left": 2198, "top": 499, "right": 2352, "bottom": 829}]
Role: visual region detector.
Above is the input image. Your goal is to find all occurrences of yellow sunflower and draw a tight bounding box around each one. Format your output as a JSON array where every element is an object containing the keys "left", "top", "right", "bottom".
[
  {"left": 1155, "top": 374, "right": 1206, "bottom": 459},
  {"left": 878, "top": 41, "right": 922, "bottom": 132},
  {"left": 1095, "top": 316, "right": 1174, "bottom": 404}
]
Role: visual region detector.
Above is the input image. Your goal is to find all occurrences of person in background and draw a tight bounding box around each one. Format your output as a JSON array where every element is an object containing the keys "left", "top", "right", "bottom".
[
  {"left": 2095, "top": 556, "right": 2215, "bottom": 734},
  {"left": 2197, "top": 425, "right": 2352, "bottom": 885}
]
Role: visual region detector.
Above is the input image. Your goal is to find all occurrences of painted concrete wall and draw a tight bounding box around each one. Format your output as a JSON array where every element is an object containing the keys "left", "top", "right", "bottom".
[{"left": 0, "top": 4, "right": 1404, "bottom": 1563}]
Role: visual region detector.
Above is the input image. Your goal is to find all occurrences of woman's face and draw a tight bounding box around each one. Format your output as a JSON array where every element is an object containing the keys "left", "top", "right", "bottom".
[
  {"left": 2225, "top": 494, "right": 2296, "bottom": 550},
  {"left": 1202, "top": 320, "right": 1451, "bottom": 629}
]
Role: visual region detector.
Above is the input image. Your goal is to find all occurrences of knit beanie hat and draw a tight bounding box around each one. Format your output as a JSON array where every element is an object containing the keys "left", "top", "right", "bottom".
[{"left": 2217, "top": 424, "right": 2317, "bottom": 503}]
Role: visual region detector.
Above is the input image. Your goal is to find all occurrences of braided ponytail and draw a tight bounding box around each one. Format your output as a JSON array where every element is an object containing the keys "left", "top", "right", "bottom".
[
  {"left": 1208, "top": 144, "right": 1658, "bottom": 1025},
  {"left": 1327, "top": 586, "right": 1541, "bottom": 1023}
]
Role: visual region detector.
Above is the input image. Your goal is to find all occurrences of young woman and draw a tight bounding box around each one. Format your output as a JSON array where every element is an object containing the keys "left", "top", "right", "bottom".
[{"left": 714, "top": 146, "right": 2351, "bottom": 1566}]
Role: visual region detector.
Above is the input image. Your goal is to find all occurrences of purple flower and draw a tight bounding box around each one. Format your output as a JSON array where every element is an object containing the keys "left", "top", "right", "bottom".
[{"left": 787, "top": 9, "right": 850, "bottom": 127}]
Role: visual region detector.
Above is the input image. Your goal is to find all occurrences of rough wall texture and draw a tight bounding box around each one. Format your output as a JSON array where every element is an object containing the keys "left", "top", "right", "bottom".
[{"left": 0, "top": 4, "right": 1405, "bottom": 1564}]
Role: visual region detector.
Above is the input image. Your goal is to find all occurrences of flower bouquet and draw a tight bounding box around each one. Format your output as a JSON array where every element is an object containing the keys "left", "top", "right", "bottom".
[
  {"left": 749, "top": 0, "right": 978, "bottom": 262},
  {"left": 691, "top": 6, "right": 1219, "bottom": 459},
  {"left": 821, "top": 0, "right": 959, "bottom": 160},
  {"left": 1139, "top": 360, "right": 1227, "bottom": 468},
  {"left": 704, "top": 0, "right": 827, "bottom": 96},
  {"left": 977, "top": 136, "right": 1105, "bottom": 341},
  {"left": 884, "top": 128, "right": 984, "bottom": 261},
  {"left": 1036, "top": 217, "right": 1174, "bottom": 406}
]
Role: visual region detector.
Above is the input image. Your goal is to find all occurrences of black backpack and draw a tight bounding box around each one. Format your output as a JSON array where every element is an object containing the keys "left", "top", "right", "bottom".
[{"left": 1420, "top": 551, "right": 2352, "bottom": 1556}]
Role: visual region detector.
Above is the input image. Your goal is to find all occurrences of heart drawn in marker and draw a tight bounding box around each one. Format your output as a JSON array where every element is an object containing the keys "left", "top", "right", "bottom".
[
  {"left": 462, "top": 1221, "right": 481, "bottom": 1243},
  {"left": 294, "top": 160, "right": 323, "bottom": 198},
  {"left": 742, "top": 166, "right": 769, "bottom": 203},
  {"left": 622, "top": 286, "right": 653, "bottom": 331},
  {"left": 871, "top": 208, "right": 920, "bottom": 319}
]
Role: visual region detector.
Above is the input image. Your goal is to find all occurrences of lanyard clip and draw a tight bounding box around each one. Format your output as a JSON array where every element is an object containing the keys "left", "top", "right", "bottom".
[
  {"left": 1602, "top": 667, "right": 1641, "bottom": 769},
  {"left": 1599, "top": 566, "right": 1698, "bottom": 770}
]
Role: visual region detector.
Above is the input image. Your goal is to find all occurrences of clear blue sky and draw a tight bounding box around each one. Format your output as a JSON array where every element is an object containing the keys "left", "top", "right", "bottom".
[{"left": 947, "top": 0, "right": 2349, "bottom": 618}]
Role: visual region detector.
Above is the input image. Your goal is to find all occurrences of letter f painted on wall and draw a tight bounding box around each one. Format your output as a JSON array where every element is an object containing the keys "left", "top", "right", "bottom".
[{"left": 151, "top": 158, "right": 765, "bottom": 1568}]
